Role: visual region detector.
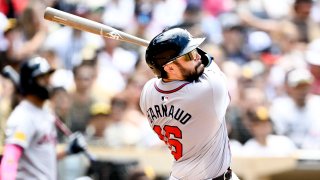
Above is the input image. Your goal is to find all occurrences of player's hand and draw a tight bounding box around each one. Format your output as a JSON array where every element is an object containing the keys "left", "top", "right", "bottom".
[
  {"left": 66, "top": 132, "right": 87, "bottom": 155},
  {"left": 197, "top": 48, "right": 213, "bottom": 67}
]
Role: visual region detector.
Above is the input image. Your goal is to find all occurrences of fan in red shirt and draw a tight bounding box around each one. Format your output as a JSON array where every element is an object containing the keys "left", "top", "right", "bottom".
[{"left": 0, "top": 0, "right": 29, "bottom": 18}]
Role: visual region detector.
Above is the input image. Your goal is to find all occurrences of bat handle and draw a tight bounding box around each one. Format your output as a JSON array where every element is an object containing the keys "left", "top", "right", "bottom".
[
  {"left": 55, "top": 118, "right": 72, "bottom": 136},
  {"left": 54, "top": 118, "right": 97, "bottom": 163},
  {"left": 84, "top": 150, "right": 96, "bottom": 162}
]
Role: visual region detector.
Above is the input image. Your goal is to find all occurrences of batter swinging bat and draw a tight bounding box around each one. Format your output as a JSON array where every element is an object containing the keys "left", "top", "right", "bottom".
[
  {"left": 44, "top": 7, "right": 150, "bottom": 47},
  {"left": 1, "top": 65, "right": 96, "bottom": 163}
]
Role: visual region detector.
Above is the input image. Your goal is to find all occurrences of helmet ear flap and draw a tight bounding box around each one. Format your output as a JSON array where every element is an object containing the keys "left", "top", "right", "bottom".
[{"left": 196, "top": 48, "right": 213, "bottom": 67}]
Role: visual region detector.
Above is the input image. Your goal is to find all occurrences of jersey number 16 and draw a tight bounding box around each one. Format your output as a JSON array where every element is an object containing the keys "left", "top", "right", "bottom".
[{"left": 153, "top": 125, "right": 182, "bottom": 161}]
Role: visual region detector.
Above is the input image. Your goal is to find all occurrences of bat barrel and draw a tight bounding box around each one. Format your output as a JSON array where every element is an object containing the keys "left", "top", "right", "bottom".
[{"left": 44, "top": 7, "right": 150, "bottom": 47}]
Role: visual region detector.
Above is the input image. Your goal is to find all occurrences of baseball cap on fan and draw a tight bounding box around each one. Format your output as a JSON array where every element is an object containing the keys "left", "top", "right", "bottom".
[
  {"left": 306, "top": 38, "right": 320, "bottom": 66},
  {"left": 248, "top": 31, "right": 272, "bottom": 53},
  {"left": 306, "top": 51, "right": 320, "bottom": 66},
  {"left": 219, "top": 12, "right": 242, "bottom": 30},
  {"left": 246, "top": 106, "right": 271, "bottom": 123},
  {"left": 286, "top": 68, "right": 313, "bottom": 87}
]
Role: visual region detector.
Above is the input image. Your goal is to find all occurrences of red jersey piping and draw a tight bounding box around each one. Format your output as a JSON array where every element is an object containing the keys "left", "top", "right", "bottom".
[{"left": 154, "top": 82, "right": 190, "bottom": 94}]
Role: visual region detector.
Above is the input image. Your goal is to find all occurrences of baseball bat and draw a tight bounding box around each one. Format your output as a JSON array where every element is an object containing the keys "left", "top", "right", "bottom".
[
  {"left": 44, "top": 7, "right": 150, "bottom": 47},
  {"left": 1, "top": 65, "right": 96, "bottom": 162},
  {"left": 54, "top": 118, "right": 96, "bottom": 163}
]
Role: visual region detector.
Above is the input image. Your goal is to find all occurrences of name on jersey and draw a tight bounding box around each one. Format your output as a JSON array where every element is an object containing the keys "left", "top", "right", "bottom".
[{"left": 146, "top": 104, "right": 192, "bottom": 124}]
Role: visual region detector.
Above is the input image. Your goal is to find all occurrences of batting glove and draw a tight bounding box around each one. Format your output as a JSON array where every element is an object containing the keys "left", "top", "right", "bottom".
[
  {"left": 66, "top": 132, "right": 87, "bottom": 155},
  {"left": 197, "top": 48, "right": 213, "bottom": 67}
]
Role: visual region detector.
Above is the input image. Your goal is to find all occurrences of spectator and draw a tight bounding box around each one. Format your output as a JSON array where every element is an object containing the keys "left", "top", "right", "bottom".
[
  {"left": 103, "top": 87, "right": 160, "bottom": 148},
  {"left": 68, "top": 63, "right": 97, "bottom": 133},
  {"left": 219, "top": 12, "right": 251, "bottom": 65},
  {"left": 246, "top": 0, "right": 293, "bottom": 19},
  {"left": 0, "top": 75, "right": 16, "bottom": 147},
  {"left": 44, "top": 5, "right": 104, "bottom": 70},
  {"left": 102, "top": 0, "right": 135, "bottom": 32},
  {"left": 127, "top": 167, "right": 153, "bottom": 180},
  {"left": 242, "top": 106, "right": 297, "bottom": 156},
  {"left": 0, "top": 0, "right": 28, "bottom": 18},
  {"left": 238, "top": 0, "right": 320, "bottom": 44},
  {"left": 132, "top": 0, "right": 154, "bottom": 40},
  {"left": 121, "top": 75, "right": 162, "bottom": 147},
  {"left": 0, "top": 12, "right": 9, "bottom": 53},
  {"left": 306, "top": 50, "right": 320, "bottom": 95},
  {"left": 95, "top": 37, "right": 139, "bottom": 94},
  {"left": 269, "top": 68, "right": 320, "bottom": 149},
  {"left": 149, "top": 0, "right": 186, "bottom": 37},
  {"left": 40, "top": 49, "right": 74, "bottom": 91},
  {"left": 267, "top": 21, "right": 308, "bottom": 98},
  {"left": 202, "top": 0, "right": 235, "bottom": 17},
  {"left": 86, "top": 101, "right": 111, "bottom": 142},
  {"left": 104, "top": 95, "right": 141, "bottom": 147},
  {"left": 226, "top": 116, "right": 243, "bottom": 156},
  {"left": 231, "top": 83, "right": 269, "bottom": 144},
  {"left": 3, "top": 5, "right": 48, "bottom": 70},
  {"left": 49, "top": 87, "right": 71, "bottom": 141}
]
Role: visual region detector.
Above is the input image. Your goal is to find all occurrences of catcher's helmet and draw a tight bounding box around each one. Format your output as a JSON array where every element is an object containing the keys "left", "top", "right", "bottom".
[
  {"left": 19, "top": 56, "right": 55, "bottom": 100},
  {"left": 145, "top": 28, "right": 205, "bottom": 78}
]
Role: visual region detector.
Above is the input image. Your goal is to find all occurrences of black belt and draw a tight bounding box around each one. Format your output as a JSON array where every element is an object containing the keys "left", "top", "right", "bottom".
[{"left": 212, "top": 167, "right": 232, "bottom": 180}]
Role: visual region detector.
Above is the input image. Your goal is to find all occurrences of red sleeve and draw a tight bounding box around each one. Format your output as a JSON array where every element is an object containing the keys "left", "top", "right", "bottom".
[{"left": 0, "top": 144, "right": 23, "bottom": 180}]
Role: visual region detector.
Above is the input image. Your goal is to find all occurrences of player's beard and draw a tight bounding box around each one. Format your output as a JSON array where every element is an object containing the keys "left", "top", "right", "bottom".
[
  {"left": 181, "top": 61, "right": 205, "bottom": 82},
  {"left": 32, "top": 84, "right": 51, "bottom": 100}
]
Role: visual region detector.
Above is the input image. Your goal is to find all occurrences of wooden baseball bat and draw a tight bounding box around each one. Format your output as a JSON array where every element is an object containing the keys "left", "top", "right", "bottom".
[
  {"left": 44, "top": 7, "right": 150, "bottom": 47},
  {"left": 54, "top": 118, "right": 97, "bottom": 163}
]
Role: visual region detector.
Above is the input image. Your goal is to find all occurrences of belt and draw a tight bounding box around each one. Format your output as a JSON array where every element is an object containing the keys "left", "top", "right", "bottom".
[{"left": 212, "top": 167, "right": 232, "bottom": 180}]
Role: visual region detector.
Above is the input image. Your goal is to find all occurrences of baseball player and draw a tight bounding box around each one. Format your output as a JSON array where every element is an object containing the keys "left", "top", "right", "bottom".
[
  {"left": 0, "top": 57, "right": 87, "bottom": 180},
  {"left": 139, "top": 28, "right": 239, "bottom": 180}
]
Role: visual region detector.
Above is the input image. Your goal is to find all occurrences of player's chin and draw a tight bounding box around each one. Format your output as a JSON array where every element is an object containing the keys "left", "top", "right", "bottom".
[
  {"left": 196, "top": 62, "right": 205, "bottom": 75},
  {"left": 186, "top": 63, "right": 204, "bottom": 82}
]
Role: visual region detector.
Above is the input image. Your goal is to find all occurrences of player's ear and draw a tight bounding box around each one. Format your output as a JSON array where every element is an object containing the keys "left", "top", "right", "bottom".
[{"left": 163, "top": 63, "right": 175, "bottom": 74}]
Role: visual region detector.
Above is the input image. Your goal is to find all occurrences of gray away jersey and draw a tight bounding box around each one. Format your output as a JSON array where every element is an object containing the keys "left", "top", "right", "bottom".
[
  {"left": 5, "top": 100, "right": 57, "bottom": 180},
  {"left": 140, "top": 62, "right": 231, "bottom": 179}
]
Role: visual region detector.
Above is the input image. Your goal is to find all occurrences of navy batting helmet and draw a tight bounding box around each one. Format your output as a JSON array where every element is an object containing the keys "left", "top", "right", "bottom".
[
  {"left": 19, "top": 56, "right": 55, "bottom": 100},
  {"left": 145, "top": 28, "right": 207, "bottom": 78}
]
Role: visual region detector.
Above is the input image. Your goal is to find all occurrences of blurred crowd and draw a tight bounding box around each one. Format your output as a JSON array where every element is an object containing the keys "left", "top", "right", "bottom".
[{"left": 1, "top": 0, "right": 320, "bottom": 179}]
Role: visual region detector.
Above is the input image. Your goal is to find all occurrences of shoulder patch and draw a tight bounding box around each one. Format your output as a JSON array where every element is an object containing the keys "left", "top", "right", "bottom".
[{"left": 13, "top": 132, "right": 26, "bottom": 142}]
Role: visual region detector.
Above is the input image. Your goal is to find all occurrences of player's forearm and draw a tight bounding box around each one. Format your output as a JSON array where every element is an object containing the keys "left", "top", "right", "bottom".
[{"left": 0, "top": 144, "right": 23, "bottom": 180}]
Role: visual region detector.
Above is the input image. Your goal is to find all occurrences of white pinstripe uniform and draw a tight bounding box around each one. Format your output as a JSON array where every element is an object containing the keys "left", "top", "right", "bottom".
[{"left": 140, "top": 62, "right": 236, "bottom": 180}]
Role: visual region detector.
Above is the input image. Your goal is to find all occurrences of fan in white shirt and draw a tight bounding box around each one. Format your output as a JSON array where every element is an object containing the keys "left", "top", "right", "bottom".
[{"left": 242, "top": 106, "right": 297, "bottom": 157}]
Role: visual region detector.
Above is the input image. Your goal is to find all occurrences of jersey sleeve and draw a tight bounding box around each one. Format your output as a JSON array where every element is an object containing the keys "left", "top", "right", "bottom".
[
  {"left": 139, "top": 85, "right": 147, "bottom": 117},
  {"left": 0, "top": 144, "right": 23, "bottom": 180},
  {"left": 204, "top": 62, "right": 230, "bottom": 121},
  {"left": 5, "top": 111, "right": 36, "bottom": 149},
  {"left": 139, "top": 79, "right": 155, "bottom": 116}
]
